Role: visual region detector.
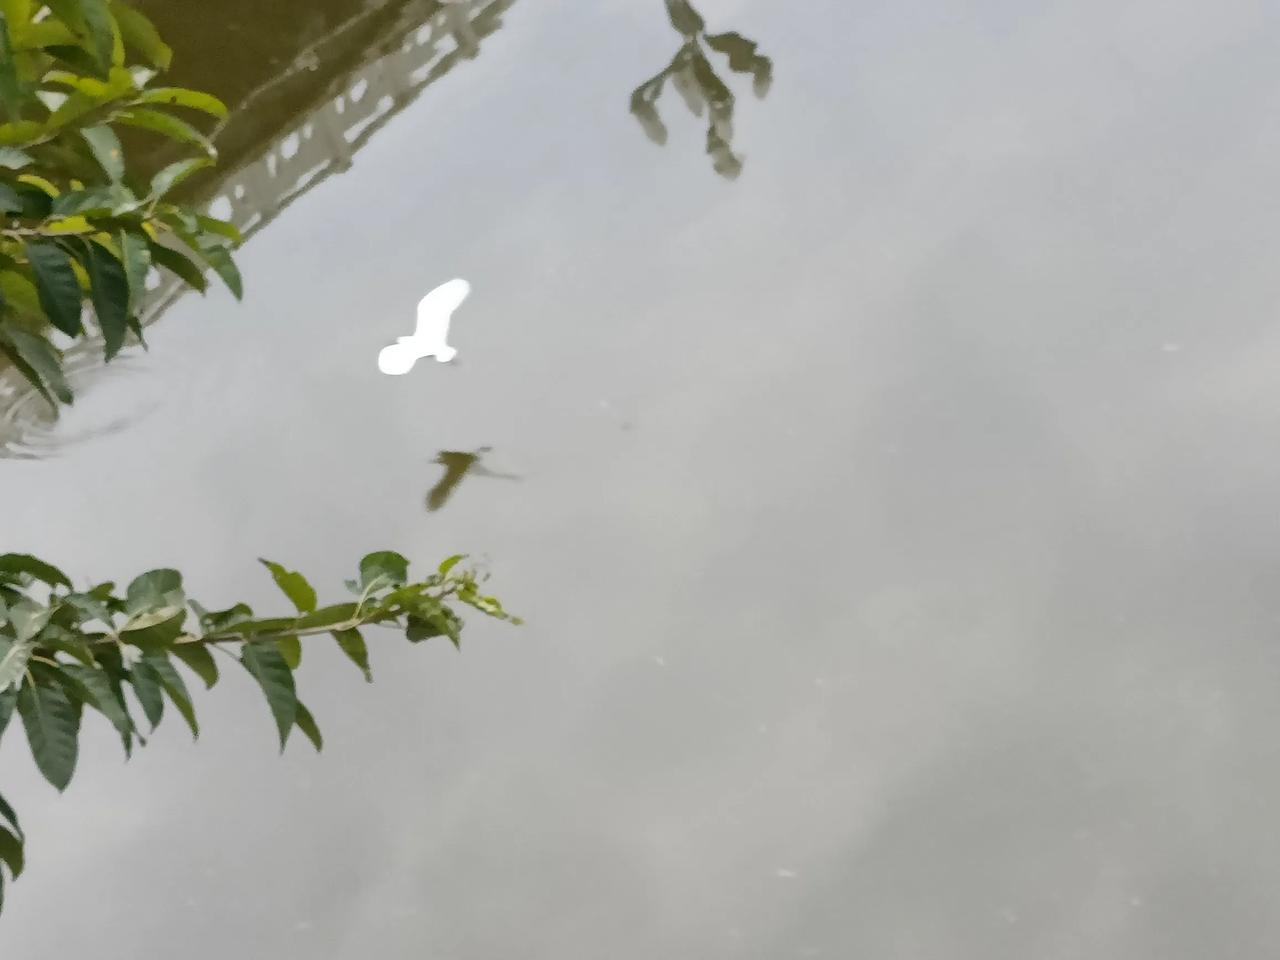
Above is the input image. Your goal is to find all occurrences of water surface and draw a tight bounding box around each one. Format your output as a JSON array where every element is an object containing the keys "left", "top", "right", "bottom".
[{"left": 4, "top": 0, "right": 1280, "bottom": 957}]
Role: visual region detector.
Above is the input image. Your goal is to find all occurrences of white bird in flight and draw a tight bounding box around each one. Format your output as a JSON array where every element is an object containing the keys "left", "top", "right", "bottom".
[{"left": 377, "top": 278, "right": 470, "bottom": 375}]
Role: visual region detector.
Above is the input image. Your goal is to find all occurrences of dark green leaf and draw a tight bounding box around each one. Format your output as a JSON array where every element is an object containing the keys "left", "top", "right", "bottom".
[
  {"left": 119, "top": 606, "right": 184, "bottom": 649},
  {"left": 17, "top": 677, "right": 81, "bottom": 790},
  {"left": 144, "top": 652, "right": 197, "bottom": 739},
  {"left": 332, "top": 628, "right": 371, "bottom": 683},
  {"left": 135, "top": 87, "right": 228, "bottom": 119},
  {"left": 125, "top": 568, "right": 183, "bottom": 614},
  {"left": 240, "top": 641, "right": 297, "bottom": 751},
  {"left": 63, "top": 664, "right": 133, "bottom": 755},
  {"left": 45, "top": 0, "right": 113, "bottom": 70},
  {"left": 194, "top": 239, "right": 241, "bottom": 300},
  {"left": 0, "top": 825, "right": 22, "bottom": 879},
  {"left": 276, "top": 634, "right": 301, "bottom": 670},
  {"left": 0, "top": 326, "right": 71, "bottom": 406},
  {"left": 406, "top": 606, "right": 462, "bottom": 648},
  {"left": 79, "top": 125, "right": 123, "bottom": 181},
  {"left": 0, "top": 689, "right": 15, "bottom": 741},
  {"left": 147, "top": 240, "right": 206, "bottom": 293},
  {"left": 293, "top": 701, "right": 322, "bottom": 751},
  {"left": 118, "top": 230, "right": 149, "bottom": 314},
  {"left": 0, "top": 790, "right": 21, "bottom": 839},
  {"left": 113, "top": 108, "right": 215, "bottom": 157},
  {"left": 258, "top": 559, "right": 317, "bottom": 614},
  {"left": 112, "top": 3, "right": 171, "bottom": 70},
  {"left": 0, "top": 554, "right": 71, "bottom": 589},
  {"left": 24, "top": 240, "right": 82, "bottom": 336},
  {"left": 665, "top": 0, "right": 705, "bottom": 36},
  {"left": 71, "top": 238, "right": 129, "bottom": 360},
  {"left": 0, "top": 15, "right": 21, "bottom": 122},
  {"left": 127, "top": 660, "right": 163, "bottom": 729},
  {"left": 171, "top": 641, "right": 217, "bottom": 689},
  {"left": 359, "top": 551, "right": 409, "bottom": 591}
]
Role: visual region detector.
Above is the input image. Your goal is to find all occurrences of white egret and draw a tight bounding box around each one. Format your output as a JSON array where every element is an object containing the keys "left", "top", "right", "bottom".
[{"left": 378, "top": 278, "right": 470, "bottom": 375}]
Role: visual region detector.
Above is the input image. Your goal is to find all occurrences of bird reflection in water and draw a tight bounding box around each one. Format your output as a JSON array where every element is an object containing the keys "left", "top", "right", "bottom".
[
  {"left": 426, "top": 446, "right": 520, "bottom": 512},
  {"left": 629, "top": 0, "right": 774, "bottom": 178}
]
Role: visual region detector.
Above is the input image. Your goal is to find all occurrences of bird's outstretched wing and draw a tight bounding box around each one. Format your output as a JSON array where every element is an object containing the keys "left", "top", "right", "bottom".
[{"left": 413, "top": 278, "right": 470, "bottom": 342}]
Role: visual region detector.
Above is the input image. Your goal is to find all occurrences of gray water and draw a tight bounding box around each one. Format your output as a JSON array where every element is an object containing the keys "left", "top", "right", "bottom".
[{"left": 5, "top": 0, "right": 1280, "bottom": 956}]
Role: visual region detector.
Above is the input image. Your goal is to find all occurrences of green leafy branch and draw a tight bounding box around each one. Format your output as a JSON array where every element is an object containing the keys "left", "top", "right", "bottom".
[
  {"left": 629, "top": 0, "right": 773, "bottom": 179},
  {"left": 0, "top": 0, "right": 242, "bottom": 410},
  {"left": 0, "top": 548, "right": 518, "bottom": 913}
]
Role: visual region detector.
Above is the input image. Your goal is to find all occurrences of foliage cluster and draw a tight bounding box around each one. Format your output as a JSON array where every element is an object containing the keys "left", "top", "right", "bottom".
[
  {"left": 630, "top": 0, "right": 773, "bottom": 178},
  {"left": 0, "top": 0, "right": 240, "bottom": 409},
  {"left": 0, "top": 549, "right": 517, "bottom": 912}
]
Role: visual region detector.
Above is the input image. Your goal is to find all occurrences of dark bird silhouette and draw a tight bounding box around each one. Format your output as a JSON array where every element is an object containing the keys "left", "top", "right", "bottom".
[{"left": 426, "top": 446, "right": 520, "bottom": 512}]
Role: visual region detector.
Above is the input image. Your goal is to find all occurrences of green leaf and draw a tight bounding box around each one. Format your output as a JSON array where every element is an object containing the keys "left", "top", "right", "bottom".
[
  {"left": 113, "top": 108, "right": 214, "bottom": 157},
  {"left": 50, "top": 184, "right": 138, "bottom": 217},
  {"left": 437, "top": 554, "right": 466, "bottom": 576},
  {"left": 194, "top": 214, "right": 241, "bottom": 245},
  {"left": 171, "top": 641, "right": 217, "bottom": 689},
  {"left": 258, "top": 559, "right": 317, "bottom": 614},
  {"left": 0, "top": 326, "right": 71, "bottom": 406},
  {"left": 665, "top": 0, "right": 705, "bottom": 36},
  {"left": 119, "top": 606, "right": 185, "bottom": 649},
  {"left": 149, "top": 156, "right": 211, "bottom": 199},
  {"left": 45, "top": 0, "right": 113, "bottom": 70},
  {"left": 118, "top": 229, "right": 149, "bottom": 314},
  {"left": 63, "top": 591, "right": 112, "bottom": 626},
  {"left": 79, "top": 124, "right": 123, "bottom": 180},
  {"left": 0, "top": 146, "right": 32, "bottom": 169},
  {"left": 276, "top": 634, "right": 301, "bottom": 670},
  {"left": 192, "top": 601, "right": 251, "bottom": 635},
  {"left": 0, "top": 553, "right": 71, "bottom": 589},
  {"left": 135, "top": 87, "right": 228, "bottom": 119},
  {"left": 293, "top": 603, "right": 357, "bottom": 630},
  {"left": 125, "top": 568, "right": 183, "bottom": 614},
  {"left": 127, "top": 659, "right": 163, "bottom": 729},
  {"left": 332, "top": 628, "right": 371, "bottom": 683},
  {"left": 112, "top": 3, "right": 171, "bottom": 70},
  {"left": 0, "top": 14, "right": 22, "bottom": 122},
  {"left": 359, "top": 551, "right": 409, "bottom": 591},
  {"left": 63, "top": 663, "right": 133, "bottom": 755},
  {"left": 0, "top": 688, "right": 15, "bottom": 741},
  {"left": 293, "top": 701, "right": 322, "bottom": 751},
  {"left": 0, "top": 825, "right": 23, "bottom": 879},
  {"left": 24, "top": 240, "right": 82, "bottom": 336},
  {"left": 0, "top": 789, "right": 21, "bottom": 839},
  {"left": 406, "top": 606, "right": 462, "bottom": 649},
  {"left": 17, "top": 677, "right": 81, "bottom": 790},
  {"left": 193, "top": 239, "right": 241, "bottom": 300},
  {"left": 71, "top": 238, "right": 129, "bottom": 359},
  {"left": 147, "top": 240, "right": 206, "bottom": 293},
  {"left": 6, "top": 599, "right": 50, "bottom": 643},
  {"left": 240, "top": 641, "right": 297, "bottom": 751},
  {"left": 144, "top": 652, "right": 196, "bottom": 739},
  {"left": 0, "top": 638, "right": 34, "bottom": 691}
]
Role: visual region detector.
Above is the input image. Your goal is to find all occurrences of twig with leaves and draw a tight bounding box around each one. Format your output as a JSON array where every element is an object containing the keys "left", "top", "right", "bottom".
[
  {"left": 629, "top": 0, "right": 773, "bottom": 179},
  {"left": 0, "top": 548, "right": 517, "bottom": 913}
]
